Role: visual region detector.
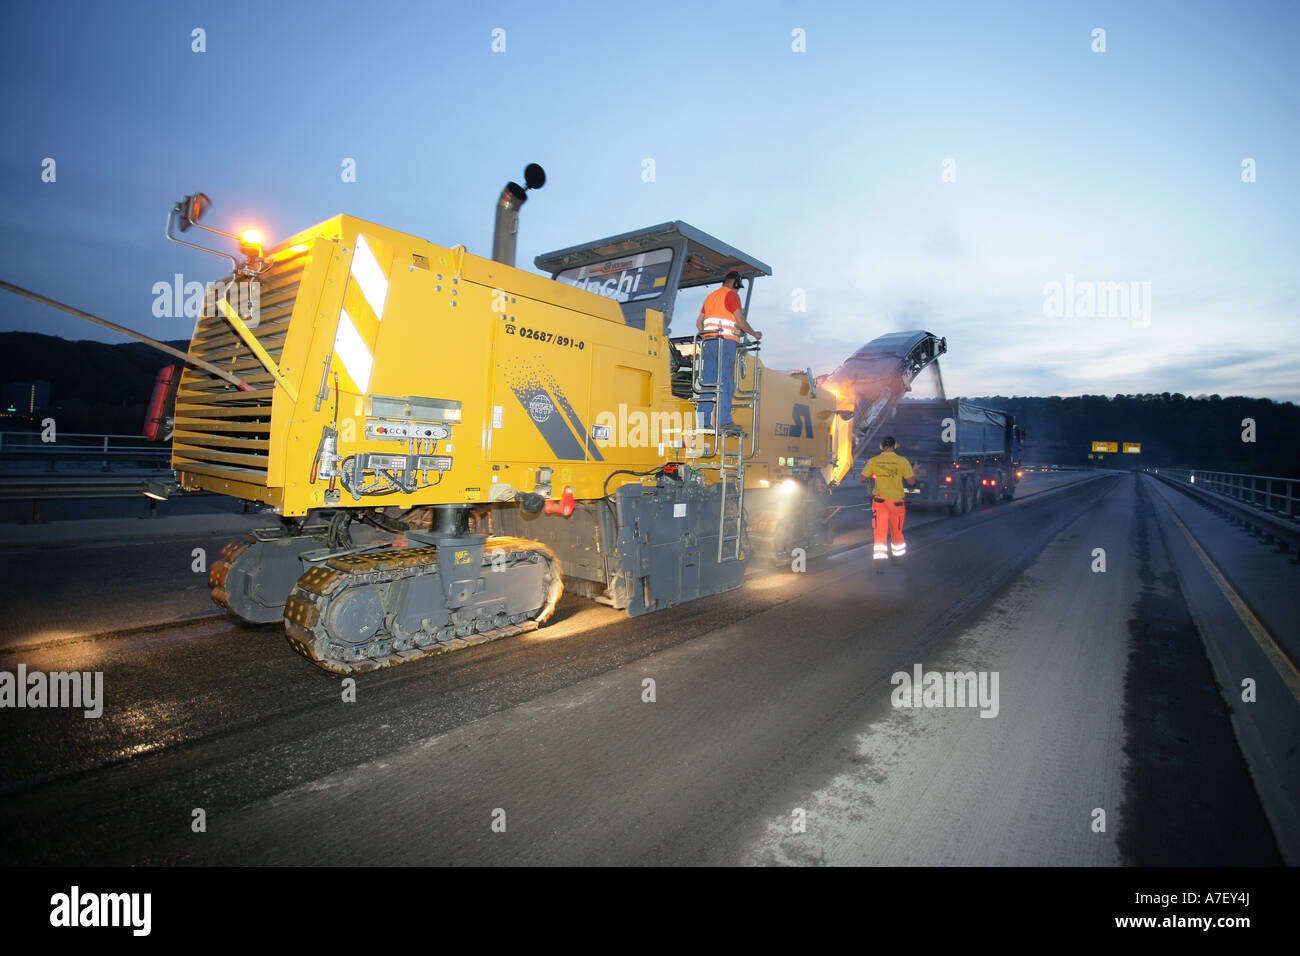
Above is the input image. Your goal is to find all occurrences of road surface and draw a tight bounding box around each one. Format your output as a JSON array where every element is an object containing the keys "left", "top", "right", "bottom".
[{"left": 0, "top": 471, "right": 1291, "bottom": 865}]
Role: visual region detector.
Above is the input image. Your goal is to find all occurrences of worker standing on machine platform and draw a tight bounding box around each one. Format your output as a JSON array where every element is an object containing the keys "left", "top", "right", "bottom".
[
  {"left": 696, "top": 271, "right": 762, "bottom": 433},
  {"left": 861, "top": 436, "right": 916, "bottom": 571}
]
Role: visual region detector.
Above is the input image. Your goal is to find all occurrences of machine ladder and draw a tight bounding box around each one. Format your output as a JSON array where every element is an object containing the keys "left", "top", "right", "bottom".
[{"left": 717, "top": 427, "right": 745, "bottom": 563}]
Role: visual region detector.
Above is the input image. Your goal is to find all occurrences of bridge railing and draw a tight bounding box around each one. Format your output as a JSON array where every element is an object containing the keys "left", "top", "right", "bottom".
[
  {"left": 1159, "top": 469, "right": 1299, "bottom": 522},
  {"left": 0, "top": 431, "right": 171, "bottom": 473}
]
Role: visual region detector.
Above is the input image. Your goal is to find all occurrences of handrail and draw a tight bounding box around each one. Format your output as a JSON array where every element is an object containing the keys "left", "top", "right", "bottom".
[
  {"left": 1159, "top": 468, "right": 1299, "bottom": 521},
  {"left": 689, "top": 333, "right": 761, "bottom": 457},
  {"left": 1152, "top": 470, "right": 1300, "bottom": 556}
]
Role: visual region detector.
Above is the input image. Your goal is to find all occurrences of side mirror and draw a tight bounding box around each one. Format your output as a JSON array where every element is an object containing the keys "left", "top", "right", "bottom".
[
  {"left": 178, "top": 192, "right": 211, "bottom": 232},
  {"left": 166, "top": 191, "right": 238, "bottom": 272}
]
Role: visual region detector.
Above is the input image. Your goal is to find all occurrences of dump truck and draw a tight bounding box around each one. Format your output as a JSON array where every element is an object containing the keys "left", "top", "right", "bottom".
[
  {"left": 817, "top": 334, "right": 1023, "bottom": 515},
  {"left": 882, "top": 399, "right": 1025, "bottom": 514}
]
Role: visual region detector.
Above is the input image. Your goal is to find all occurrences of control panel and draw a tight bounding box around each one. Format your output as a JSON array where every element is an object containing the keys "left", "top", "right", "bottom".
[{"left": 365, "top": 419, "right": 451, "bottom": 441}]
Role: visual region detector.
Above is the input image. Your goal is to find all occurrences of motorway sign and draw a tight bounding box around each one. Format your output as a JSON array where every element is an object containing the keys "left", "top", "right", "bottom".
[
  {"left": 1123, "top": 442, "right": 1142, "bottom": 453},
  {"left": 1091, "top": 441, "right": 1118, "bottom": 453}
]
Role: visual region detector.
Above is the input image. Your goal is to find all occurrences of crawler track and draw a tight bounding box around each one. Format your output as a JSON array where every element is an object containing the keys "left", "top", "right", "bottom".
[{"left": 283, "top": 536, "right": 563, "bottom": 673}]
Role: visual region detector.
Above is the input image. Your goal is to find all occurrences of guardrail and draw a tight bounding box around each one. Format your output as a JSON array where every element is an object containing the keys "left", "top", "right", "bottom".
[
  {"left": 0, "top": 477, "right": 237, "bottom": 523},
  {"left": 0, "top": 431, "right": 170, "bottom": 473},
  {"left": 1159, "top": 469, "right": 1299, "bottom": 521},
  {"left": 0, "top": 478, "right": 154, "bottom": 522},
  {"left": 1153, "top": 469, "right": 1300, "bottom": 559}
]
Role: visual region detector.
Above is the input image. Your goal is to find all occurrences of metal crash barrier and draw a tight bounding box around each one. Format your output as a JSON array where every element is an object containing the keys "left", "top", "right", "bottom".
[{"left": 1155, "top": 468, "right": 1300, "bottom": 561}]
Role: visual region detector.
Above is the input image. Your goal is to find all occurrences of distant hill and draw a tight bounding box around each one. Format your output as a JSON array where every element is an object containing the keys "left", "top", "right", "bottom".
[
  {"left": 965, "top": 394, "right": 1300, "bottom": 476},
  {"left": 2, "top": 333, "right": 1297, "bottom": 475},
  {"left": 0, "top": 331, "right": 188, "bottom": 434}
]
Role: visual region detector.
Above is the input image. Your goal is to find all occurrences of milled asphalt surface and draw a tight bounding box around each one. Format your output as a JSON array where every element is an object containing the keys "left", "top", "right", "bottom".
[
  {"left": 0, "top": 471, "right": 1082, "bottom": 647},
  {"left": 0, "top": 471, "right": 1291, "bottom": 865}
]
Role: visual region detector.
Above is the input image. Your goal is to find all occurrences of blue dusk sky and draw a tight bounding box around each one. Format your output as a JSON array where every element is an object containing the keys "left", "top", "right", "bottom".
[{"left": 1, "top": 0, "right": 1296, "bottom": 399}]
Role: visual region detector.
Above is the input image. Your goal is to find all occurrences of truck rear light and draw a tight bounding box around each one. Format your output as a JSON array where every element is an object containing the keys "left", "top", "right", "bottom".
[
  {"left": 1016, "top": 470, "right": 1023, "bottom": 478},
  {"left": 944, "top": 476, "right": 953, "bottom": 483}
]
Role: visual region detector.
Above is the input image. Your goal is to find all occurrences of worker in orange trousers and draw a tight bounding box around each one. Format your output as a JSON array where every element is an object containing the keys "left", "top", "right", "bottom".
[{"left": 860, "top": 436, "right": 917, "bottom": 572}]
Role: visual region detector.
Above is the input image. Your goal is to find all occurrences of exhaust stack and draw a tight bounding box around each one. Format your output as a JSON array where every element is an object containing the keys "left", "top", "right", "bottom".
[{"left": 491, "top": 163, "right": 546, "bottom": 266}]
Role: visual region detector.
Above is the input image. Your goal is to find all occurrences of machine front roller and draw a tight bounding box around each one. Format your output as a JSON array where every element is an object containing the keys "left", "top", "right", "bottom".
[{"left": 283, "top": 536, "right": 563, "bottom": 674}]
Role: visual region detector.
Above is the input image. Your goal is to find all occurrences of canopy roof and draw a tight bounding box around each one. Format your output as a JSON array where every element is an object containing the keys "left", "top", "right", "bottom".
[{"left": 535, "top": 220, "right": 772, "bottom": 289}]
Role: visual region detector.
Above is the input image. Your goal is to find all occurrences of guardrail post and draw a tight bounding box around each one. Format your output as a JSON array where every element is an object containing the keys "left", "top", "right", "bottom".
[{"left": 148, "top": 496, "right": 158, "bottom": 519}]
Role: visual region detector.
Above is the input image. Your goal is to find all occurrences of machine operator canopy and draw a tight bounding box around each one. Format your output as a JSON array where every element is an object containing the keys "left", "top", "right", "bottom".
[{"left": 535, "top": 220, "right": 771, "bottom": 333}]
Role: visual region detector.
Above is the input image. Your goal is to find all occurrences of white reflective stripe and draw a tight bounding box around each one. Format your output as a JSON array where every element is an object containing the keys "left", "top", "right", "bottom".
[
  {"left": 703, "top": 316, "right": 739, "bottom": 331},
  {"left": 873, "top": 552, "right": 888, "bottom": 560},
  {"left": 873, "top": 544, "right": 888, "bottom": 552},
  {"left": 351, "top": 235, "right": 390, "bottom": 320},
  {"left": 891, "top": 546, "right": 906, "bottom": 555},
  {"left": 334, "top": 308, "right": 373, "bottom": 392}
]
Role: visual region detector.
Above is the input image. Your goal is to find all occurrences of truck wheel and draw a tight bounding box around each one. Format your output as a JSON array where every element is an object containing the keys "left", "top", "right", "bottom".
[
  {"left": 962, "top": 478, "right": 976, "bottom": 514},
  {"left": 1001, "top": 479, "right": 1015, "bottom": 502},
  {"left": 948, "top": 493, "right": 962, "bottom": 517}
]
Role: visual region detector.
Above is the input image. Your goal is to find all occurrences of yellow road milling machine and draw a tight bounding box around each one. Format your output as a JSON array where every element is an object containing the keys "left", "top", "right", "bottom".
[
  {"left": 144, "top": 167, "right": 864, "bottom": 671},
  {"left": 0, "top": 166, "right": 970, "bottom": 673}
]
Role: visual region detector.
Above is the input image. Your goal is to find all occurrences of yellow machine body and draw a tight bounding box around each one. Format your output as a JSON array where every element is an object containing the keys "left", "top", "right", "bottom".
[{"left": 173, "top": 215, "right": 839, "bottom": 515}]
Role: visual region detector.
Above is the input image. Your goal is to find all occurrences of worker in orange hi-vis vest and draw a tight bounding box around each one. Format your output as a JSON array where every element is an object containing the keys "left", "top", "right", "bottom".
[
  {"left": 860, "top": 436, "right": 917, "bottom": 572},
  {"left": 695, "top": 271, "right": 762, "bottom": 433}
]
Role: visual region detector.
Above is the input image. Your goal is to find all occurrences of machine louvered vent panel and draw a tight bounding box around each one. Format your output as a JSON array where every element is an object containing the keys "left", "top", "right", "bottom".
[{"left": 172, "top": 258, "right": 305, "bottom": 484}]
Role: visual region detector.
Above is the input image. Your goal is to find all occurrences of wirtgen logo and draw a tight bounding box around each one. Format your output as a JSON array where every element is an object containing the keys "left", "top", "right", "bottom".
[
  {"left": 890, "top": 664, "right": 999, "bottom": 718},
  {"left": 50, "top": 886, "right": 151, "bottom": 936},
  {"left": 0, "top": 666, "right": 103, "bottom": 718},
  {"left": 528, "top": 391, "right": 555, "bottom": 423}
]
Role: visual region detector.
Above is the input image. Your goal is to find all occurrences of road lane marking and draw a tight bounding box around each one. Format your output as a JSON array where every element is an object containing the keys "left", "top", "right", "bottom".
[{"left": 1153, "top": 486, "right": 1300, "bottom": 703}]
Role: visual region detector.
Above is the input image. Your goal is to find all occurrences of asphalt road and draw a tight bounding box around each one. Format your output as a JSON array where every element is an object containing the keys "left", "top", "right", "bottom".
[
  {"left": 0, "top": 470, "right": 1087, "bottom": 647},
  {"left": 0, "top": 471, "right": 1289, "bottom": 865}
]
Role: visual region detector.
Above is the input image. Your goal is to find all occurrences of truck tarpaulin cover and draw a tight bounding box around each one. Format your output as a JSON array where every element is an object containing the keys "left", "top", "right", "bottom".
[{"left": 956, "top": 401, "right": 1010, "bottom": 457}]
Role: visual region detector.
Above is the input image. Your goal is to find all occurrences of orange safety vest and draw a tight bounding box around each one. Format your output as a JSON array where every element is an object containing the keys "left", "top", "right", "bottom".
[{"left": 701, "top": 286, "right": 742, "bottom": 341}]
